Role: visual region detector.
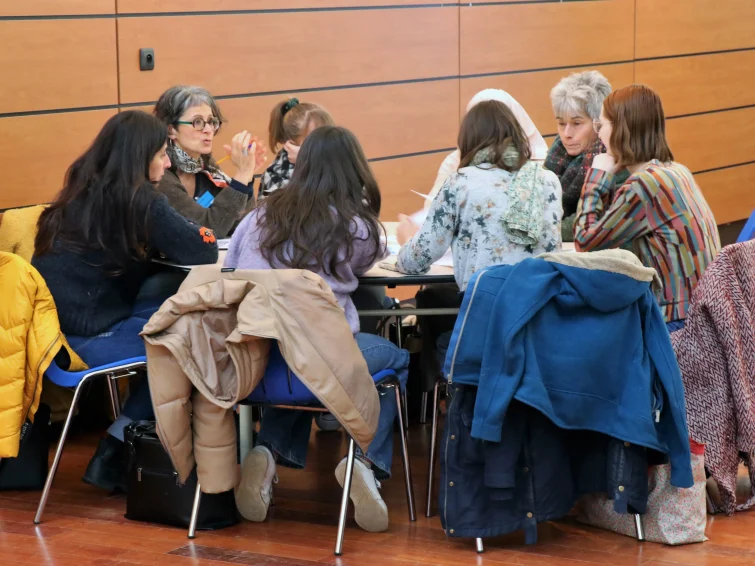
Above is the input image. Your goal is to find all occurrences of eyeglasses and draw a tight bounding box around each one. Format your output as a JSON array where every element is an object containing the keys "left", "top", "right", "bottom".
[
  {"left": 592, "top": 119, "right": 611, "bottom": 134},
  {"left": 176, "top": 116, "right": 221, "bottom": 132}
]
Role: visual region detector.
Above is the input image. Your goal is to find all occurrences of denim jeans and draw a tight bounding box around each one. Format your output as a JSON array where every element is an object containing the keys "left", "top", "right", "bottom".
[
  {"left": 257, "top": 333, "right": 410, "bottom": 480},
  {"left": 66, "top": 295, "right": 165, "bottom": 441}
]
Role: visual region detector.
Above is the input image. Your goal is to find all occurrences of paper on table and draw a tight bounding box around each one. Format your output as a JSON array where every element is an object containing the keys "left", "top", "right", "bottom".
[
  {"left": 410, "top": 209, "right": 428, "bottom": 225},
  {"left": 411, "top": 190, "right": 433, "bottom": 201},
  {"left": 433, "top": 252, "right": 454, "bottom": 267},
  {"left": 217, "top": 238, "right": 231, "bottom": 250},
  {"left": 385, "top": 210, "right": 453, "bottom": 266}
]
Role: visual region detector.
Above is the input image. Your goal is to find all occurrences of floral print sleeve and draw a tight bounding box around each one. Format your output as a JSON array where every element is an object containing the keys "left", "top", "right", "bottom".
[
  {"left": 397, "top": 174, "right": 459, "bottom": 274},
  {"left": 540, "top": 170, "right": 563, "bottom": 252}
]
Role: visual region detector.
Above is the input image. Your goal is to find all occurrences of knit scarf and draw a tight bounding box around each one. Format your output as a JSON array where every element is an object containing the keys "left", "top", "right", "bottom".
[
  {"left": 544, "top": 136, "right": 605, "bottom": 218},
  {"left": 167, "top": 142, "right": 232, "bottom": 188},
  {"left": 472, "top": 146, "right": 544, "bottom": 247},
  {"left": 259, "top": 148, "right": 295, "bottom": 198}
]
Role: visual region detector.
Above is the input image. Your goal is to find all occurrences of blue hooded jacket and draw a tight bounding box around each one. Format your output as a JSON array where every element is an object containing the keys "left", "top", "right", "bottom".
[{"left": 443, "top": 253, "right": 693, "bottom": 488}]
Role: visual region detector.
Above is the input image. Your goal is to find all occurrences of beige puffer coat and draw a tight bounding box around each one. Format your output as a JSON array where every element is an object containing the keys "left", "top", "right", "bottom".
[{"left": 141, "top": 266, "right": 379, "bottom": 493}]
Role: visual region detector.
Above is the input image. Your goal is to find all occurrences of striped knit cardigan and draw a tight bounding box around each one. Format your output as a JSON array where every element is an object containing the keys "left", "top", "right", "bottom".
[{"left": 574, "top": 160, "right": 721, "bottom": 322}]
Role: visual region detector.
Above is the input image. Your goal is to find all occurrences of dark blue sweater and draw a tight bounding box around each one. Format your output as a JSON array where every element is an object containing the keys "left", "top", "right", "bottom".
[
  {"left": 32, "top": 195, "right": 218, "bottom": 337},
  {"left": 444, "top": 257, "right": 693, "bottom": 488}
]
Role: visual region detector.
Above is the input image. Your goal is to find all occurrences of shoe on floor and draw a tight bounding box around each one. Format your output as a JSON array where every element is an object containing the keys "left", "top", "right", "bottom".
[
  {"left": 314, "top": 412, "right": 341, "bottom": 432},
  {"left": 335, "top": 457, "right": 389, "bottom": 532},
  {"left": 235, "top": 446, "right": 277, "bottom": 522},
  {"left": 82, "top": 435, "right": 128, "bottom": 492}
]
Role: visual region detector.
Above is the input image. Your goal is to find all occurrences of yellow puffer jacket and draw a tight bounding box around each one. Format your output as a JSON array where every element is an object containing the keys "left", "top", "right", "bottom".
[
  {"left": 0, "top": 204, "right": 47, "bottom": 262},
  {"left": 0, "top": 252, "right": 86, "bottom": 457}
]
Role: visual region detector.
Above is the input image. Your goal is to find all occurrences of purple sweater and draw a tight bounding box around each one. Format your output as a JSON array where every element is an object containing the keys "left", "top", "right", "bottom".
[{"left": 224, "top": 208, "right": 387, "bottom": 334}]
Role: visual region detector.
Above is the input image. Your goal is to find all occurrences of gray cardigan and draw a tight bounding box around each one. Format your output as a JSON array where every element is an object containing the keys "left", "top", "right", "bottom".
[{"left": 156, "top": 169, "right": 253, "bottom": 238}]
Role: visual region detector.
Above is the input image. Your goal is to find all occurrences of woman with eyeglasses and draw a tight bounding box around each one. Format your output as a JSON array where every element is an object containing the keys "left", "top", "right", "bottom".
[
  {"left": 153, "top": 86, "right": 266, "bottom": 238},
  {"left": 574, "top": 84, "right": 721, "bottom": 331}
]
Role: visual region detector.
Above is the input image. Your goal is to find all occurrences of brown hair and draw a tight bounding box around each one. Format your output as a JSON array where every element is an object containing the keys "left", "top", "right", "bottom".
[
  {"left": 458, "top": 100, "right": 531, "bottom": 171},
  {"left": 258, "top": 126, "right": 383, "bottom": 282},
  {"left": 603, "top": 84, "right": 674, "bottom": 169},
  {"left": 268, "top": 98, "right": 335, "bottom": 151}
]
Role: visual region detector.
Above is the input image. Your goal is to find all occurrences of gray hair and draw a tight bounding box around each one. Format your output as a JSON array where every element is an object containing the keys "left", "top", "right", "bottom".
[
  {"left": 153, "top": 85, "right": 225, "bottom": 128},
  {"left": 550, "top": 70, "right": 612, "bottom": 121}
]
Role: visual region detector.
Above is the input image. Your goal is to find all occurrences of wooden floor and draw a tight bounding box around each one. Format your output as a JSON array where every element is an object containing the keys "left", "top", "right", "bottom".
[{"left": 2, "top": 422, "right": 755, "bottom": 566}]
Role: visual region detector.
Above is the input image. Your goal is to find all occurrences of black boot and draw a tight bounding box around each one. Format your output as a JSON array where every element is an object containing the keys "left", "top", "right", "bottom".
[{"left": 82, "top": 434, "right": 128, "bottom": 492}]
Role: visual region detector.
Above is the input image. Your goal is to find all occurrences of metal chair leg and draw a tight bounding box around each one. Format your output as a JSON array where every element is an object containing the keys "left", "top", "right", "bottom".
[
  {"left": 335, "top": 438, "right": 356, "bottom": 556},
  {"left": 188, "top": 482, "right": 202, "bottom": 539},
  {"left": 634, "top": 514, "right": 645, "bottom": 541},
  {"left": 420, "top": 392, "right": 428, "bottom": 424},
  {"left": 425, "top": 380, "right": 440, "bottom": 517},
  {"left": 105, "top": 374, "right": 121, "bottom": 418},
  {"left": 394, "top": 385, "right": 416, "bottom": 522},
  {"left": 393, "top": 317, "right": 410, "bottom": 432},
  {"left": 34, "top": 375, "right": 93, "bottom": 524},
  {"left": 402, "top": 389, "right": 410, "bottom": 432},
  {"left": 476, "top": 538, "right": 484, "bottom": 553}
]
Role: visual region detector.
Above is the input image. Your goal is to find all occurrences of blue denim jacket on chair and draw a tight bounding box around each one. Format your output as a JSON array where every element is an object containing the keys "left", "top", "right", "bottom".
[{"left": 442, "top": 258, "right": 693, "bottom": 489}]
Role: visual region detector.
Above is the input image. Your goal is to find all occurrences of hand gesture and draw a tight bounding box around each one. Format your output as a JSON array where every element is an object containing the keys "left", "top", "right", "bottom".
[
  {"left": 223, "top": 131, "right": 257, "bottom": 185},
  {"left": 397, "top": 214, "right": 420, "bottom": 246},
  {"left": 283, "top": 140, "right": 301, "bottom": 164}
]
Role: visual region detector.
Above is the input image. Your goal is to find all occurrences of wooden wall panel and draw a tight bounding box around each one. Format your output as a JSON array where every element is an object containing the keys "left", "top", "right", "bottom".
[
  {"left": 117, "top": 9, "right": 458, "bottom": 104},
  {"left": 118, "top": 0, "right": 443, "bottom": 12},
  {"left": 0, "top": 20, "right": 118, "bottom": 113},
  {"left": 636, "top": 0, "right": 755, "bottom": 59},
  {"left": 0, "top": 110, "right": 117, "bottom": 209},
  {"left": 371, "top": 152, "right": 447, "bottom": 221},
  {"left": 635, "top": 51, "right": 755, "bottom": 118},
  {"left": 460, "top": 63, "right": 634, "bottom": 137},
  {"left": 211, "top": 80, "right": 459, "bottom": 162},
  {"left": 696, "top": 164, "right": 755, "bottom": 225},
  {"left": 0, "top": 1, "right": 113, "bottom": 16},
  {"left": 667, "top": 107, "right": 755, "bottom": 174},
  {"left": 460, "top": 0, "right": 634, "bottom": 76}
]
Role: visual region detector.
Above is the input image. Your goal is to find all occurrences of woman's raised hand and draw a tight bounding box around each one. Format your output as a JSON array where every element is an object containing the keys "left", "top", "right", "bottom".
[{"left": 224, "top": 131, "right": 266, "bottom": 185}]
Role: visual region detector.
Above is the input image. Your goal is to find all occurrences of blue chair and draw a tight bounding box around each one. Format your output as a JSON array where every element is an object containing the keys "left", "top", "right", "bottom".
[
  {"left": 736, "top": 209, "right": 755, "bottom": 243},
  {"left": 187, "top": 344, "right": 416, "bottom": 556},
  {"left": 33, "top": 356, "right": 147, "bottom": 525}
]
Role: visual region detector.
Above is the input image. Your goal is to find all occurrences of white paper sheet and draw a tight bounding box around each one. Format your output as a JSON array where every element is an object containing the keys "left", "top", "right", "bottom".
[{"left": 411, "top": 190, "right": 433, "bottom": 201}]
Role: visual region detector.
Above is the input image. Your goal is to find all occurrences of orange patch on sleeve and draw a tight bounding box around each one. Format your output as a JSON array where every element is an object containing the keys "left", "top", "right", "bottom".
[{"left": 199, "top": 227, "right": 216, "bottom": 244}]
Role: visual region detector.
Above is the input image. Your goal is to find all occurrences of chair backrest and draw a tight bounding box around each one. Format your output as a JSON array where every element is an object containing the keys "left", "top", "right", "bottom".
[
  {"left": 244, "top": 342, "right": 395, "bottom": 406},
  {"left": 245, "top": 343, "right": 317, "bottom": 405},
  {"left": 736, "top": 209, "right": 755, "bottom": 243},
  {"left": 45, "top": 357, "right": 147, "bottom": 388}
]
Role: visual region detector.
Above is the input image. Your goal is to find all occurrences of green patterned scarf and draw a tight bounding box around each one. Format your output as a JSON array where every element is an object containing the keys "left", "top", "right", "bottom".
[{"left": 472, "top": 146, "right": 544, "bottom": 247}]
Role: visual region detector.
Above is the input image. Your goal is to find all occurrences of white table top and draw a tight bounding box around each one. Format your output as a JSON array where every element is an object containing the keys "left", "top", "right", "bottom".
[{"left": 153, "top": 225, "right": 574, "bottom": 275}]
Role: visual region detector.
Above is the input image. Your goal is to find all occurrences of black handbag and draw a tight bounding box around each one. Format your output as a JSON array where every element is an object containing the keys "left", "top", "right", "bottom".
[
  {"left": 0, "top": 404, "right": 51, "bottom": 491},
  {"left": 124, "top": 420, "right": 239, "bottom": 530}
]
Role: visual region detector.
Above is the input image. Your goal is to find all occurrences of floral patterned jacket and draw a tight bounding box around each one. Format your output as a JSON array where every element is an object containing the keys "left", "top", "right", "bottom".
[{"left": 397, "top": 162, "right": 562, "bottom": 291}]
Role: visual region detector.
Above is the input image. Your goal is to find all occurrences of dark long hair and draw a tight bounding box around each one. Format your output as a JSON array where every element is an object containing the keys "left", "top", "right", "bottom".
[
  {"left": 35, "top": 111, "right": 167, "bottom": 270},
  {"left": 258, "top": 126, "right": 383, "bottom": 280},
  {"left": 458, "top": 100, "right": 531, "bottom": 171}
]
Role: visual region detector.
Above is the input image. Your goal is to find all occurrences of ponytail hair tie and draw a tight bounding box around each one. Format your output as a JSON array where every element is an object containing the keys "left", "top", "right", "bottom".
[{"left": 282, "top": 98, "right": 300, "bottom": 116}]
